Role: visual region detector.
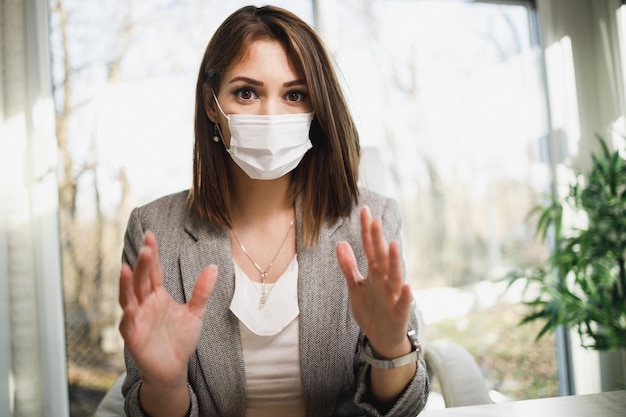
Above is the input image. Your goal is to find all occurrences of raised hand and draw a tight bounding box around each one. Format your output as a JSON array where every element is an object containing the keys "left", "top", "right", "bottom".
[
  {"left": 336, "top": 207, "right": 413, "bottom": 359},
  {"left": 118, "top": 231, "right": 217, "bottom": 388}
]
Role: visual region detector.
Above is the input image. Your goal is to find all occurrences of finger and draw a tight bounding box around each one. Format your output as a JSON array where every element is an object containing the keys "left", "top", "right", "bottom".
[
  {"left": 119, "top": 263, "right": 137, "bottom": 310},
  {"left": 387, "top": 241, "right": 404, "bottom": 291},
  {"left": 361, "top": 207, "right": 389, "bottom": 275},
  {"left": 336, "top": 241, "right": 362, "bottom": 288},
  {"left": 144, "top": 231, "right": 164, "bottom": 291},
  {"left": 119, "top": 263, "right": 139, "bottom": 344},
  {"left": 133, "top": 244, "right": 154, "bottom": 303},
  {"left": 396, "top": 285, "right": 413, "bottom": 319},
  {"left": 370, "top": 217, "right": 389, "bottom": 276},
  {"left": 187, "top": 265, "right": 218, "bottom": 319},
  {"left": 360, "top": 207, "right": 375, "bottom": 262}
]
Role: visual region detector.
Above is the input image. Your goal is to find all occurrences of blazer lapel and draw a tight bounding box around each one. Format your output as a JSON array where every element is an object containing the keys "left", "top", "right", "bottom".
[
  {"left": 180, "top": 219, "right": 247, "bottom": 417},
  {"left": 298, "top": 215, "right": 357, "bottom": 416},
  {"left": 178, "top": 210, "right": 356, "bottom": 417}
]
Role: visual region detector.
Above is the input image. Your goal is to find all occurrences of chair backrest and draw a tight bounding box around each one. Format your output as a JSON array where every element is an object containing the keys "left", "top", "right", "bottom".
[
  {"left": 94, "top": 372, "right": 126, "bottom": 417},
  {"left": 424, "top": 339, "right": 493, "bottom": 407}
]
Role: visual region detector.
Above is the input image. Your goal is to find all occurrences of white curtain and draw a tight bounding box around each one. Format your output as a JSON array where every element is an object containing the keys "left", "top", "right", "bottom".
[
  {"left": 537, "top": 0, "right": 626, "bottom": 396},
  {"left": 0, "top": 0, "right": 68, "bottom": 416},
  {"left": 538, "top": 0, "right": 625, "bottom": 171}
]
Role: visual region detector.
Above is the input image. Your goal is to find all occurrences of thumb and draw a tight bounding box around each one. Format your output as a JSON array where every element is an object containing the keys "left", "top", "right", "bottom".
[
  {"left": 336, "top": 241, "right": 362, "bottom": 287},
  {"left": 188, "top": 265, "right": 218, "bottom": 319}
]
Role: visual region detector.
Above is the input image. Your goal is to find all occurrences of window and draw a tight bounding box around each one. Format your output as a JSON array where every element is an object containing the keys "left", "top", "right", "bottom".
[
  {"left": 334, "top": 0, "right": 557, "bottom": 403},
  {"left": 49, "top": 0, "right": 558, "bottom": 414},
  {"left": 48, "top": 1, "right": 313, "bottom": 415}
]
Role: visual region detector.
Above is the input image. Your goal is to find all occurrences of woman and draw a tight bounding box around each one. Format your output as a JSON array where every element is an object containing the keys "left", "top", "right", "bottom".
[{"left": 118, "top": 5, "right": 429, "bottom": 417}]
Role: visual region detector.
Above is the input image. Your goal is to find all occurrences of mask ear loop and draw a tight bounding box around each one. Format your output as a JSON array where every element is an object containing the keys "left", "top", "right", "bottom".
[
  {"left": 211, "top": 90, "right": 229, "bottom": 119},
  {"left": 210, "top": 89, "right": 228, "bottom": 144}
]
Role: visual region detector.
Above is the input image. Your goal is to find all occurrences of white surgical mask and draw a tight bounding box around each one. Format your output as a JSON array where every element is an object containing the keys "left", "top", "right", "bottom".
[{"left": 212, "top": 92, "right": 314, "bottom": 180}]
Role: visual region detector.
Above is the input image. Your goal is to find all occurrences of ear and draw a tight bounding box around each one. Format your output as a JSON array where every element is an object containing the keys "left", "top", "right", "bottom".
[{"left": 202, "top": 84, "right": 219, "bottom": 123}]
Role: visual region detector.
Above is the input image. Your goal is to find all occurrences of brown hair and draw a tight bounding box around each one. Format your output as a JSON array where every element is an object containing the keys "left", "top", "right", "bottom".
[{"left": 189, "top": 5, "right": 360, "bottom": 247}]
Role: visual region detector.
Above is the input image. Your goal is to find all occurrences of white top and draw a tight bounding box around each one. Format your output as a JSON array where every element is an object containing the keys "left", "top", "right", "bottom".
[{"left": 230, "top": 257, "right": 306, "bottom": 417}]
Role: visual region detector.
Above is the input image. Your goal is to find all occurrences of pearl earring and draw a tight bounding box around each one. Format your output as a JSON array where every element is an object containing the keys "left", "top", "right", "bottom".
[{"left": 213, "top": 124, "right": 220, "bottom": 142}]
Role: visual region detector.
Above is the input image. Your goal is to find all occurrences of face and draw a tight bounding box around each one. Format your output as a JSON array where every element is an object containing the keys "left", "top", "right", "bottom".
[{"left": 206, "top": 39, "right": 312, "bottom": 147}]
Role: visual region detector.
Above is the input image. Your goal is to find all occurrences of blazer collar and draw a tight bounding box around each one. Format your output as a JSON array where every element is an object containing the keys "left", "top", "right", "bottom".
[{"left": 181, "top": 217, "right": 247, "bottom": 416}]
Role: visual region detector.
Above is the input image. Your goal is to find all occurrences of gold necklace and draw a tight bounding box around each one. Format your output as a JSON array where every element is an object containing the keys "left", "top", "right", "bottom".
[{"left": 231, "top": 219, "right": 294, "bottom": 310}]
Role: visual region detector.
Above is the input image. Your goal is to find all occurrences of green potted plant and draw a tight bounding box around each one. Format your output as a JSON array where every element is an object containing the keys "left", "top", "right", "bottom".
[{"left": 506, "top": 134, "right": 626, "bottom": 351}]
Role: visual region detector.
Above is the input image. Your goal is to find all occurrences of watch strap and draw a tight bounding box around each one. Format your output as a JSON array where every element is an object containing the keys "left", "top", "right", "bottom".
[{"left": 360, "top": 328, "right": 420, "bottom": 369}]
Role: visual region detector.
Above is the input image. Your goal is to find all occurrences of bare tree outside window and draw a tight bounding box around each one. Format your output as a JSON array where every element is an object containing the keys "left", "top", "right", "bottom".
[
  {"left": 50, "top": 1, "right": 136, "bottom": 413},
  {"left": 49, "top": 0, "right": 235, "bottom": 413},
  {"left": 49, "top": 2, "right": 313, "bottom": 414}
]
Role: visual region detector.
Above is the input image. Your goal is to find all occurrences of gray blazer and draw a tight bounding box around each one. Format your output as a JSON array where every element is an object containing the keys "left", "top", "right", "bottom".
[{"left": 121, "top": 188, "right": 429, "bottom": 417}]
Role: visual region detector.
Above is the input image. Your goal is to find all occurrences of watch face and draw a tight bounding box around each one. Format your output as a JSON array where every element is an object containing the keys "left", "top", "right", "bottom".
[{"left": 407, "top": 328, "right": 419, "bottom": 351}]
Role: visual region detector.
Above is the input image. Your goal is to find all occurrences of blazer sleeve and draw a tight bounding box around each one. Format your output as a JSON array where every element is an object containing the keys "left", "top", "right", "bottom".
[
  {"left": 351, "top": 196, "right": 430, "bottom": 417},
  {"left": 120, "top": 207, "right": 202, "bottom": 417}
]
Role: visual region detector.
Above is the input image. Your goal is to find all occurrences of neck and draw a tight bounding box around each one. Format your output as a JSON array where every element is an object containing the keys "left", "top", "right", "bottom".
[{"left": 230, "top": 171, "right": 294, "bottom": 225}]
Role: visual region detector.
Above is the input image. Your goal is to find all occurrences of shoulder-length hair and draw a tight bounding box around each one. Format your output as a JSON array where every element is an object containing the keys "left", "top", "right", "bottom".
[{"left": 189, "top": 5, "right": 360, "bottom": 247}]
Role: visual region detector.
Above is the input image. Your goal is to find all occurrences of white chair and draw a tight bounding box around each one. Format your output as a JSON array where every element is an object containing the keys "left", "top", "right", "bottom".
[
  {"left": 414, "top": 309, "right": 492, "bottom": 408},
  {"left": 94, "top": 371, "right": 126, "bottom": 417},
  {"left": 423, "top": 339, "right": 493, "bottom": 407}
]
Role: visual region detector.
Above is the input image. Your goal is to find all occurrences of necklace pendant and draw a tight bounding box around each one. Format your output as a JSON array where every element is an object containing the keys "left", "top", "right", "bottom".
[{"left": 231, "top": 218, "right": 294, "bottom": 311}]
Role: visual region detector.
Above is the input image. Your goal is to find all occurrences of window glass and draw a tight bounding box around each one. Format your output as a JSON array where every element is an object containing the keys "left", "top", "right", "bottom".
[
  {"left": 335, "top": 0, "right": 557, "bottom": 404},
  {"left": 48, "top": 1, "right": 313, "bottom": 415},
  {"left": 50, "top": 0, "right": 558, "bottom": 414}
]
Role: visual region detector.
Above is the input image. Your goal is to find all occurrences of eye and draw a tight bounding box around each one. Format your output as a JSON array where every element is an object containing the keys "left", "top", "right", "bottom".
[
  {"left": 233, "top": 87, "right": 258, "bottom": 101},
  {"left": 286, "top": 90, "right": 307, "bottom": 103}
]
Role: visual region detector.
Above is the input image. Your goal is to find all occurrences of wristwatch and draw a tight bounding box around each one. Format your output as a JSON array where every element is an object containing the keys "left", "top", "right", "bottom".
[{"left": 360, "top": 328, "right": 420, "bottom": 369}]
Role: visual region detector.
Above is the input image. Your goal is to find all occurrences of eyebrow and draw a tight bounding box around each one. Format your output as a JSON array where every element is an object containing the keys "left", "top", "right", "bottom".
[{"left": 228, "top": 76, "right": 307, "bottom": 88}]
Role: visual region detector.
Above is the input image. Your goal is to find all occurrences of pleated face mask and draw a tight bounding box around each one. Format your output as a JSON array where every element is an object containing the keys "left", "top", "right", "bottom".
[{"left": 212, "top": 91, "right": 314, "bottom": 180}]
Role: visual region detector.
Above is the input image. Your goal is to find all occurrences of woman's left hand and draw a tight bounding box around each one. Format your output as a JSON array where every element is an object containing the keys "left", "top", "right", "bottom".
[{"left": 336, "top": 206, "right": 413, "bottom": 358}]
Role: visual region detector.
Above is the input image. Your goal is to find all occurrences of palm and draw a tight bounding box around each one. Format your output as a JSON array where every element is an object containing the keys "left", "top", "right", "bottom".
[
  {"left": 119, "top": 231, "right": 217, "bottom": 386},
  {"left": 337, "top": 207, "right": 412, "bottom": 357},
  {"left": 348, "top": 265, "right": 411, "bottom": 348}
]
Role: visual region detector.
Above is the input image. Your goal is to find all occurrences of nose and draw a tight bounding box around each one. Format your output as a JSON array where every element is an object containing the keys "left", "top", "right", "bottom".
[{"left": 259, "top": 98, "right": 283, "bottom": 115}]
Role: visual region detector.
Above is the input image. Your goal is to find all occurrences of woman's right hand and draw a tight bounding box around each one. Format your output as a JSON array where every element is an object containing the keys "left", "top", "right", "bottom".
[{"left": 118, "top": 230, "right": 217, "bottom": 389}]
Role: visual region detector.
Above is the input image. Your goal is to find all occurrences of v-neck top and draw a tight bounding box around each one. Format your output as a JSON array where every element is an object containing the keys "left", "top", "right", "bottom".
[
  {"left": 229, "top": 256, "right": 299, "bottom": 336},
  {"left": 230, "top": 256, "right": 305, "bottom": 416}
]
